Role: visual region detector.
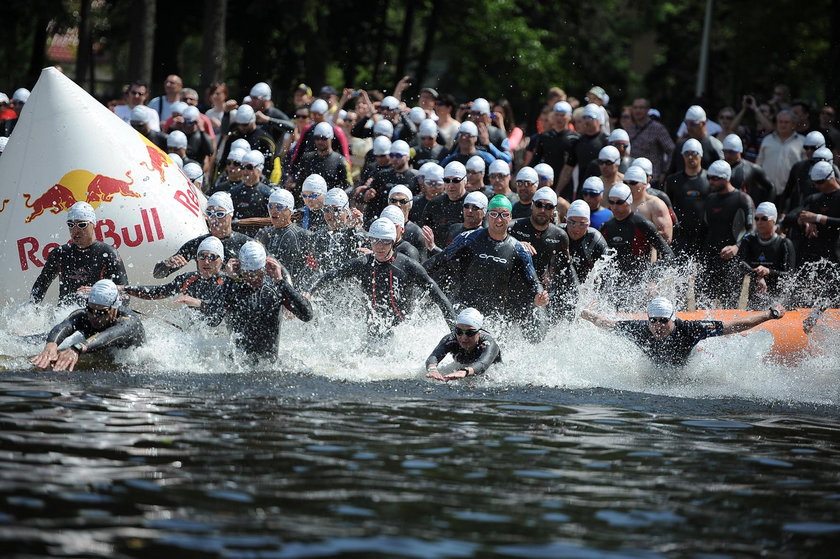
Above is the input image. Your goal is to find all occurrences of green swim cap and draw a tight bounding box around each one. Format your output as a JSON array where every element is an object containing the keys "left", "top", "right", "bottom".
[{"left": 488, "top": 195, "right": 513, "bottom": 212}]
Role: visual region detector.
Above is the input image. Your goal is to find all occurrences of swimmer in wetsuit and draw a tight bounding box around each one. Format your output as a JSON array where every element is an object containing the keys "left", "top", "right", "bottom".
[
  {"left": 307, "top": 218, "right": 456, "bottom": 348},
  {"left": 30, "top": 202, "right": 128, "bottom": 306},
  {"left": 426, "top": 307, "right": 501, "bottom": 381},
  {"left": 30, "top": 279, "right": 145, "bottom": 372},
  {"left": 177, "top": 241, "right": 313, "bottom": 359},
  {"left": 581, "top": 296, "right": 786, "bottom": 367},
  {"left": 558, "top": 200, "right": 609, "bottom": 283},
  {"left": 254, "top": 188, "right": 316, "bottom": 283},
  {"left": 122, "top": 236, "right": 226, "bottom": 301}
]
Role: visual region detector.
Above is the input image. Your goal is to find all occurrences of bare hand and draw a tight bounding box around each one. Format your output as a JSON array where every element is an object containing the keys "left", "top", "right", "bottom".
[
  {"left": 223, "top": 99, "right": 239, "bottom": 113},
  {"left": 76, "top": 285, "right": 93, "bottom": 296},
  {"left": 421, "top": 225, "right": 436, "bottom": 250},
  {"left": 265, "top": 257, "right": 283, "bottom": 281},
  {"left": 477, "top": 121, "right": 490, "bottom": 146},
  {"left": 426, "top": 368, "right": 445, "bottom": 381},
  {"left": 754, "top": 265, "right": 770, "bottom": 279},
  {"left": 254, "top": 110, "right": 270, "bottom": 124},
  {"left": 719, "top": 245, "right": 738, "bottom": 260},
  {"left": 173, "top": 294, "right": 202, "bottom": 308},
  {"left": 443, "top": 369, "right": 470, "bottom": 380},
  {"left": 769, "top": 302, "right": 786, "bottom": 320},
  {"left": 30, "top": 342, "right": 59, "bottom": 369},
  {"left": 349, "top": 208, "right": 364, "bottom": 226},
  {"left": 798, "top": 211, "right": 819, "bottom": 225},
  {"left": 519, "top": 241, "right": 537, "bottom": 256},
  {"left": 52, "top": 348, "right": 80, "bottom": 372},
  {"left": 363, "top": 188, "right": 377, "bottom": 202},
  {"left": 534, "top": 290, "right": 550, "bottom": 307},
  {"left": 225, "top": 258, "right": 241, "bottom": 276},
  {"left": 804, "top": 222, "right": 818, "bottom": 238},
  {"left": 165, "top": 255, "right": 189, "bottom": 270}
]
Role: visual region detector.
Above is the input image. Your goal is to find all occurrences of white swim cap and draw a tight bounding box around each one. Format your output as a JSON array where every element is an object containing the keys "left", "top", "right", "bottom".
[
  {"left": 631, "top": 157, "right": 653, "bottom": 176},
  {"left": 722, "top": 134, "right": 743, "bottom": 153},
  {"left": 489, "top": 160, "right": 510, "bottom": 176},
  {"left": 813, "top": 147, "right": 833, "bottom": 162},
  {"left": 389, "top": 184, "right": 413, "bottom": 203},
  {"left": 314, "top": 121, "right": 334, "bottom": 139},
  {"left": 380, "top": 96, "right": 399, "bottom": 110},
  {"left": 167, "top": 130, "right": 187, "bottom": 149},
  {"left": 532, "top": 187, "right": 558, "bottom": 205},
  {"left": 324, "top": 188, "right": 348, "bottom": 208},
  {"left": 243, "top": 150, "right": 265, "bottom": 168},
  {"left": 268, "top": 188, "right": 295, "bottom": 208},
  {"left": 444, "top": 161, "right": 467, "bottom": 179},
  {"left": 609, "top": 183, "right": 632, "bottom": 202},
  {"left": 368, "top": 218, "right": 397, "bottom": 241},
  {"left": 471, "top": 98, "right": 491, "bottom": 115},
  {"left": 67, "top": 201, "right": 96, "bottom": 222},
  {"left": 707, "top": 160, "right": 732, "bottom": 180},
  {"left": 754, "top": 202, "right": 778, "bottom": 221},
  {"left": 459, "top": 121, "right": 478, "bottom": 137},
  {"left": 810, "top": 161, "right": 834, "bottom": 182},
  {"left": 183, "top": 162, "right": 204, "bottom": 182},
  {"left": 567, "top": 199, "right": 591, "bottom": 220},
  {"left": 623, "top": 166, "right": 648, "bottom": 185},
  {"left": 647, "top": 296, "right": 674, "bottom": 319},
  {"left": 598, "top": 145, "right": 621, "bottom": 164},
  {"left": 249, "top": 82, "right": 271, "bottom": 100},
  {"left": 534, "top": 163, "right": 555, "bottom": 181},
  {"left": 681, "top": 138, "right": 703, "bottom": 155},
  {"left": 581, "top": 176, "right": 604, "bottom": 194},
  {"left": 239, "top": 241, "right": 266, "bottom": 271},
  {"left": 197, "top": 236, "right": 224, "bottom": 258},
  {"left": 456, "top": 307, "right": 483, "bottom": 329},
  {"left": 168, "top": 153, "right": 183, "bottom": 168},
  {"left": 227, "top": 148, "right": 247, "bottom": 163},
  {"left": 234, "top": 104, "right": 256, "bottom": 124},
  {"left": 391, "top": 139, "right": 410, "bottom": 157},
  {"left": 419, "top": 119, "right": 438, "bottom": 137},
  {"left": 373, "top": 136, "right": 392, "bottom": 156},
  {"left": 310, "top": 99, "right": 329, "bottom": 114},
  {"left": 301, "top": 173, "right": 328, "bottom": 195},
  {"left": 424, "top": 163, "right": 445, "bottom": 182},
  {"left": 207, "top": 192, "right": 234, "bottom": 212},
  {"left": 515, "top": 166, "right": 538, "bottom": 184},
  {"left": 380, "top": 205, "right": 405, "bottom": 227},
  {"left": 409, "top": 106, "right": 426, "bottom": 124},
  {"left": 463, "top": 191, "right": 489, "bottom": 210},
  {"left": 466, "top": 155, "right": 485, "bottom": 172},
  {"left": 804, "top": 131, "right": 826, "bottom": 148},
  {"left": 373, "top": 119, "right": 394, "bottom": 137},
  {"left": 88, "top": 279, "right": 121, "bottom": 308},
  {"left": 231, "top": 138, "right": 251, "bottom": 152},
  {"left": 182, "top": 106, "right": 200, "bottom": 122}
]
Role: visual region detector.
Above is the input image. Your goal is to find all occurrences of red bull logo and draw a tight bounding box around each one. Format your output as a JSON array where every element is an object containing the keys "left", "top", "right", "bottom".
[
  {"left": 139, "top": 135, "right": 172, "bottom": 183},
  {"left": 23, "top": 169, "right": 141, "bottom": 223}
]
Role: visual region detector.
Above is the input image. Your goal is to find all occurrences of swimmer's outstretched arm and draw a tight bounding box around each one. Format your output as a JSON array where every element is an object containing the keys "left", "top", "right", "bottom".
[
  {"left": 720, "top": 303, "right": 785, "bottom": 335},
  {"left": 580, "top": 309, "right": 616, "bottom": 330}
]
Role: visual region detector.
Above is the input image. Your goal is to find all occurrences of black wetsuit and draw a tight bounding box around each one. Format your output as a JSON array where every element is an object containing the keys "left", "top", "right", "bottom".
[
  {"left": 575, "top": 131, "right": 609, "bottom": 185},
  {"left": 530, "top": 128, "right": 579, "bottom": 196},
  {"left": 730, "top": 158, "right": 775, "bottom": 206},
  {"left": 46, "top": 307, "right": 145, "bottom": 353},
  {"left": 737, "top": 233, "right": 796, "bottom": 308},
  {"left": 599, "top": 213, "right": 674, "bottom": 278},
  {"left": 797, "top": 190, "right": 840, "bottom": 264},
  {"left": 441, "top": 228, "right": 546, "bottom": 342},
  {"left": 425, "top": 331, "right": 502, "bottom": 375},
  {"left": 363, "top": 167, "right": 419, "bottom": 225},
  {"left": 422, "top": 193, "right": 466, "bottom": 247},
  {"left": 412, "top": 144, "right": 444, "bottom": 169},
  {"left": 310, "top": 226, "right": 368, "bottom": 274},
  {"left": 701, "top": 188, "right": 754, "bottom": 304},
  {"left": 230, "top": 181, "right": 274, "bottom": 221},
  {"left": 512, "top": 200, "right": 532, "bottom": 219},
  {"left": 217, "top": 127, "right": 277, "bottom": 179},
  {"left": 665, "top": 169, "right": 709, "bottom": 255},
  {"left": 208, "top": 179, "right": 241, "bottom": 195},
  {"left": 153, "top": 232, "right": 251, "bottom": 279},
  {"left": 31, "top": 242, "right": 128, "bottom": 305},
  {"left": 668, "top": 136, "right": 724, "bottom": 175},
  {"left": 402, "top": 220, "right": 427, "bottom": 259},
  {"left": 409, "top": 195, "right": 434, "bottom": 224},
  {"left": 125, "top": 272, "right": 225, "bottom": 300},
  {"left": 295, "top": 151, "right": 351, "bottom": 191},
  {"left": 559, "top": 225, "right": 609, "bottom": 282},
  {"left": 255, "top": 224, "right": 315, "bottom": 282},
  {"left": 309, "top": 252, "right": 456, "bottom": 340},
  {"left": 394, "top": 239, "right": 421, "bottom": 262},
  {"left": 200, "top": 275, "right": 313, "bottom": 358},
  {"left": 614, "top": 318, "right": 725, "bottom": 367}
]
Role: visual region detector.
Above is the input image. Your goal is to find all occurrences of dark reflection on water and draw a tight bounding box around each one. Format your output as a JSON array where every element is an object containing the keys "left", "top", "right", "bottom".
[{"left": 0, "top": 372, "right": 839, "bottom": 558}]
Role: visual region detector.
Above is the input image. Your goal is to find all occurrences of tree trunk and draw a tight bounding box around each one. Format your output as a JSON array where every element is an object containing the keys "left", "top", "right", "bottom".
[
  {"left": 27, "top": 12, "right": 49, "bottom": 85},
  {"left": 200, "top": 0, "right": 227, "bottom": 95},
  {"left": 370, "top": 0, "right": 390, "bottom": 87},
  {"left": 394, "top": 1, "right": 416, "bottom": 82},
  {"left": 828, "top": 0, "right": 840, "bottom": 104},
  {"left": 128, "top": 0, "right": 156, "bottom": 85},
  {"left": 415, "top": 0, "right": 439, "bottom": 89},
  {"left": 75, "top": 0, "right": 92, "bottom": 88}
]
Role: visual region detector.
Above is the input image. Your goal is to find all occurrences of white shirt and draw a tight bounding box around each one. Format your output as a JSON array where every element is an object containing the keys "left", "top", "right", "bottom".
[
  {"left": 756, "top": 131, "right": 805, "bottom": 195},
  {"left": 114, "top": 104, "right": 160, "bottom": 131}
]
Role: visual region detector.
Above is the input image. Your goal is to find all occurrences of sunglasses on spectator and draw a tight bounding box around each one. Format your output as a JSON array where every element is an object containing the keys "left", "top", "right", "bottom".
[
  {"left": 389, "top": 198, "right": 411, "bottom": 205},
  {"left": 196, "top": 253, "right": 220, "bottom": 262},
  {"left": 205, "top": 209, "right": 230, "bottom": 219},
  {"left": 754, "top": 215, "right": 773, "bottom": 222},
  {"left": 533, "top": 201, "right": 555, "bottom": 210},
  {"left": 648, "top": 317, "right": 670, "bottom": 324},
  {"left": 267, "top": 203, "right": 290, "bottom": 211},
  {"left": 488, "top": 210, "right": 511, "bottom": 219},
  {"left": 67, "top": 221, "right": 90, "bottom": 229},
  {"left": 294, "top": 113, "right": 309, "bottom": 119},
  {"left": 608, "top": 199, "right": 627, "bottom": 205},
  {"left": 443, "top": 177, "right": 464, "bottom": 183},
  {"left": 455, "top": 328, "right": 479, "bottom": 337}
]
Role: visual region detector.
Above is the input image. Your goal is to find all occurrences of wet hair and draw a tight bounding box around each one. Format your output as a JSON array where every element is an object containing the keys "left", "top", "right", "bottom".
[{"left": 437, "top": 93, "right": 456, "bottom": 109}]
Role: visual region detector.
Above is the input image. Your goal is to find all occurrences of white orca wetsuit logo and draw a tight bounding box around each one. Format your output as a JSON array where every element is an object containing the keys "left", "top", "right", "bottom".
[{"left": 478, "top": 253, "right": 508, "bottom": 263}]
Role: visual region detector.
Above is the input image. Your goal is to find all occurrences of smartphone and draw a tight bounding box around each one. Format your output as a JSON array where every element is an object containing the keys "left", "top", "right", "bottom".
[{"left": 350, "top": 91, "right": 360, "bottom": 97}]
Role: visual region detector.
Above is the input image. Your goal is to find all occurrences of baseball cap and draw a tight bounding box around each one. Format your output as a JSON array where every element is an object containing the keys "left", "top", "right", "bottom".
[
  {"left": 684, "top": 105, "right": 706, "bottom": 122},
  {"left": 581, "top": 176, "right": 604, "bottom": 194},
  {"left": 231, "top": 138, "right": 251, "bottom": 152},
  {"left": 368, "top": 218, "right": 397, "bottom": 241},
  {"left": 609, "top": 183, "right": 632, "bottom": 202},
  {"left": 459, "top": 121, "right": 478, "bottom": 137},
  {"left": 681, "top": 138, "right": 703, "bottom": 155},
  {"left": 567, "top": 200, "right": 590, "bottom": 220},
  {"left": 623, "top": 165, "right": 648, "bottom": 184},
  {"left": 167, "top": 130, "right": 187, "bottom": 149},
  {"left": 243, "top": 150, "right": 265, "bottom": 168},
  {"left": 420, "top": 87, "right": 439, "bottom": 98},
  {"left": 444, "top": 161, "right": 467, "bottom": 179},
  {"left": 418, "top": 119, "right": 438, "bottom": 138},
  {"left": 409, "top": 106, "right": 426, "bottom": 124},
  {"left": 207, "top": 192, "right": 234, "bottom": 212},
  {"left": 239, "top": 241, "right": 267, "bottom": 271},
  {"left": 488, "top": 194, "right": 513, "bottom": 212},
  {"left": 707, "top": 160, "right": 732, "bottom": 180},
  {"left": 391, "top": 139, "right": 410, "bottom": 157},
  {"left": 380, "top": 205, "right": 405, "bottom": 227},
  {"left": 631, "top": 158, "right": 653, "bottom": 176},
  {"left": 515, "top": 167, "right": 538, "bottom": 184},
  {"left": 234, "top": 104, "right": 256, "bottom": 124},
  {"left": 0, "top": 92, "right": 8, "bottom": 104},
  {"left": 533, "top": 186, "right": 558, "bottom": 205},
  {"left": 722, "top": 134, "right": 743, "bottom": 153},
  {"left": 647, "top": 297, "right": 674, "bottom": 319},
  {"left": 249, "top": 82, "right": 271, "bottom": 100},
  {"left": 373, "top": 136, "right": 392, "bottom": 156},
  {"left": 809, "top": 161, "right": 834, "bottom": 182},
  {"left": 269, "top": 188, "right": 295, "bottom": 208},
  {"left": 587, "top": 86, "right": 607, "bottom": 102},
  {"left": 754, "top": 202, "right": 778, "bottom": 221},
  {"left": 598, "top": 145, "right": 621, "bottom": 164},
  {"left": 553, "top": 101, "right": 572, "bottom": 114},
  {"left": 88, "top": 279, "right": 121, "bottom": 309},
  {"left": 608, "top": 128, "right": 630, "bottom": 144},
  {"left": 310, "top": 99, "right": 329, "bottom": 114},
  {"left": 319, "top": 85, "right": 337, "bottom": 96},
  {"left": 314, "top": 121, "right": 334, "bottom": 139},
  {"left": 325, "top": 188, "right": 348, "bottom": 208},
  {"left": 464, "top": 191, "right": 489, "bottom": 210},
  {"left": 389, "top": 184, "right": 414, "bottom": 203},
  {"left": 489, "top": 160, "right": 510, "bottom": 176},
  {"left": 302, "top": 173, "right": 328, "bottom": 194},
  {"left": 183, "top": 162, "right": 204, "bottom": 182},
  {"left": 381, "top": 96, "right": 400, "bottom": 110},
  {"left": 466, "top": 155, "right": 485, "bottom": 172},
  {"left": 582, "top": 104, "right": 601, "bottom": 120},
  {"left": 804, "top": 131, "right": 826, "bottom": 148},
  {"left": 456, "top": 307, "right": 483, "bottom": 330},
  {"left": 373, "top": 119, "right": 394, "bottom": 137},
  {"left": 813, "top": 147, "right": 833, "bottom": 162},
  {"left": 67, "top": 201, "right": 96, "bottom": 222},
  {"left": 197, "top": 236, "right": 225, "bottom": 258},
  {"left": 471, "top": 98, "right": 491, "bottom": 115},
  {"left": 534, "top": 163, "right": 555, "bottom": 181},
  {"left": 296, "top": 83, "right": 313, "bottom": 96}
]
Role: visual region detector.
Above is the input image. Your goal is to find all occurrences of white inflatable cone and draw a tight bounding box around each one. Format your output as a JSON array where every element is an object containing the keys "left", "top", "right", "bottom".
[{"left": 0, "top": 67, "right": 208, "bottom": 303}]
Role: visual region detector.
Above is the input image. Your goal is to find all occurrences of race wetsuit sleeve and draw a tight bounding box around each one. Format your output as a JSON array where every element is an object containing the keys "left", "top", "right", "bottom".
[
  {"left": 512, "top": 241, "right": 545, "bottom": 297},
  {"left": 199, "top": 278, "right": 231, "bottom": 327},
  {"left": 45, "top": 310, "right": 87, "bottom": 346},
  {"left": 425, "top": 334, "right": 457, "bottom": 368},
  {"left": 468, "top": 334, "right": 501, "bottom": 375},
  {"left": 82, "top": 312, "right": 145, "bottom": 353},
  {"left": 124, "top": 273, "right": 190, "bottom": 300},
  {"left": 30, "top": 248, "right": 61, "bottom": 303},
  {"left": 153, "top": 237, "right": 200, "bottom": 278},
  {"left": 307, "top": 256, "right": 367, "bottom": 293},
  {"left": 277, "top": 278, "right": 314, "bottom": 323},
  {"left": 406, "top": 259, "right": 457, "bottom": 328}
]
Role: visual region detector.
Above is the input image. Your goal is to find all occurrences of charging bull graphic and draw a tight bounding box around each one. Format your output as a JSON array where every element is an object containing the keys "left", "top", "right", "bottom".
[
  {"left": 23, "top": 169, "right": 140, "bottom": 223},
  {"left": 138, "top": 134, "right": 172, "bottom": 183}
]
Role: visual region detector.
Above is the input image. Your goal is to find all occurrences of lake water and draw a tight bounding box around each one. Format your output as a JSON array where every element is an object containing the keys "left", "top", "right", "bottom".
[{"left": 1, "top": 303, "right": 839, "bottom": 558}]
